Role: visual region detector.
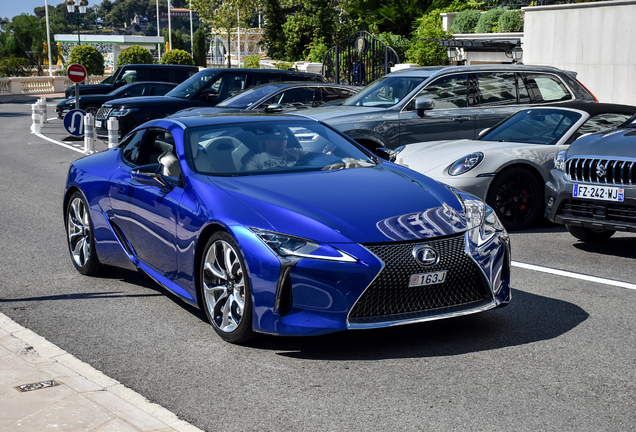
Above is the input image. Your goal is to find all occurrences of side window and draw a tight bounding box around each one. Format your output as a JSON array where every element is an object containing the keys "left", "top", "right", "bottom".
[
  {"left": 524, "top": 73, "right": 572, "bottom": 103},
  {"left": 121, "top": 70, "right": 138, "bottom": 84},
  {"left": 174, "top": 69, "right": 195, "bottom": 82},
  {"left": 477, "top": 72, "right": 518, "bottom": 106},
  {"left": 154, "top": 84, "right": 176, "bottom": 95},
  {"left": 318, "top": 87, "right": 356, "bottom": 106},
  {"left": 569, "top": 112, "right": 633, "bottom": 142},
  {"left": 151, "top": 69, "right": 170, "bottom": 82},
  {"left": 127, "top": 84, "right": 151, "bottom": 97},
  {"left": 119, "top": 130, "right": 147, "bottom": 165},
  {"left": 213, "top": 73, "right": 248, "bottom": 100},
  {"left": 253, "top": 72, "right": 283, "bottom": 85},
  {"left": 408, "top": 74, "right": 469, "bottom": 109},
  {"left": 276, "top": 87, "right": 315, "bottom": 109}
]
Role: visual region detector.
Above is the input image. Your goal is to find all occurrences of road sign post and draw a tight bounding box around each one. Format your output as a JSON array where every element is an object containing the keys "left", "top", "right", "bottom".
[{"left": 67, "top": 64, "right": 87, "bottom": 109}]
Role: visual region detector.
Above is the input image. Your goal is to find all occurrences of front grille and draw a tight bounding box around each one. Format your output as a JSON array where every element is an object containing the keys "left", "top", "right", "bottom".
[
  {"left": 95, "top": 106, "right": 112, "bottom": 121},
  {"left": 558, "top": 199, "right": 636, "bottom": 223},
  {"left": 566, "top": 157, "right": 636, "bottom": 185},
  {"left": 349, "top": 235, "right": 490, "bottom": 325}
]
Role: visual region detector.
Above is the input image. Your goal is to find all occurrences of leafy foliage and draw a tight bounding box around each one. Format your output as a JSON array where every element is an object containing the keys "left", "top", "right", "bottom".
[
  {"left": 498, "top": 9, "right": 524, "bottom": 32},
  {"left": 69, "top": 44, "right": 105, "bottom": 75},
  {"left": 475, "top": 7, "right": 505, "bottom": 33},
  {"left": 116, "top": 45, "right": 154, "bottom": 66},
  {"left": 406, "top": 10, "right": 451, "bottom": 66},
  {"left": 160, "top": 49, "right": 195, "bottom": 65},
  {"left": 307, "top": 42, "right": 329, "bottom": 63},
  {"left": 193, "top": 28, "right": 207, "bottom": 67},
  {"left": 273, "top": 61, "right": 297, "bottom": 71},
  {"left": 377, "top": 32, "right": 410, "bottom": 64},
  {"left": 451, "top": 9, "right": 481, "bottom": 34},
  {"left": 243, "top": 54, "right": 262, "bottom": 68}
]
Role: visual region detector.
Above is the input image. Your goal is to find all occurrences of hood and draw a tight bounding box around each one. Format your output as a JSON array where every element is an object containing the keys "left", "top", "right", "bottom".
[
  {"left": 74, "top": 84, "right": 112, "bottom": 96},
  {"left": 210, "top": 164, "right": 470, "bottom": 244},
  {"left": 306, "top": 105, "right": 386, "bottom": 123},
  {"left": 567, "top": 128, "right": 636, "bottom": 158},
  {"left": 399, "top": 139, "right": 537, "bottom": 174},
  {"left": 104, "top": 95, "right": 188, "bottom": 109}
]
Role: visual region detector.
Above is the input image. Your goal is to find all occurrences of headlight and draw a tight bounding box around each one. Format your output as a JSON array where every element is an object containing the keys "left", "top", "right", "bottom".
[
  {"left": 554, "top": 150, "right": 567, "bottom": 171},
  {"left": 450, "top": 188, "right": 506, "bottom": 246},
  {"left": 449, "top": 152, "right": 483, "bottom": 176},
  {"left": 109, "top": 108, "right": 138, "bottom": 117},
  {"left": 250, "top": 228, "right": 357, "bottom": 263}
]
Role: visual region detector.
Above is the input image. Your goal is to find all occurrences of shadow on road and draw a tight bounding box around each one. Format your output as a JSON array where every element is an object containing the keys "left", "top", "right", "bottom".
[
  {"left": 572, "top": 236, "right": 636, "bottom": 260},
  {"left": 247, "top": 289, "right": 587, "bottom": 360}
]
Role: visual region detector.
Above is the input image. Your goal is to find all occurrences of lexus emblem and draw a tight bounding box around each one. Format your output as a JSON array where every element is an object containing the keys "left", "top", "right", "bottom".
[
  {"left": 596, "top": 163, "right": 606, "bottom": 179},
  {"left": 413, "top": 245, "right": 439, "bottom": 266}
]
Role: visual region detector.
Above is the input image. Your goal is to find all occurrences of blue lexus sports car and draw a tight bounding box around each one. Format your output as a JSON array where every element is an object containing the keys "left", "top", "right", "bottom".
[{"left": 64, "top": 113, "right": 511, "bottom": 343}]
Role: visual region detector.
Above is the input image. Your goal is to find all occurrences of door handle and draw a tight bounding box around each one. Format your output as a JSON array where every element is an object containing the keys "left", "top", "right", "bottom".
[
  {"left": 113, "top": 185, "right": 126, "bottom": 193},
  {"left": 452, "top": 117, "right": 471, "bottom": 122}
]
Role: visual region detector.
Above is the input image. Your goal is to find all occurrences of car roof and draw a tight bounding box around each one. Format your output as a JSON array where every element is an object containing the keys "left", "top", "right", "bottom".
[
  {"left": 165, "top": 112, "right": 311, "bottom": 128},
  {"left": 389, "top": 64, "right": 575, "bottom": 78},
  {"left": 196, "top": 68, "right": 323, "bottom": 76},
  {"left": 542, "top": 101, "right": 636, "bottom": 116}
]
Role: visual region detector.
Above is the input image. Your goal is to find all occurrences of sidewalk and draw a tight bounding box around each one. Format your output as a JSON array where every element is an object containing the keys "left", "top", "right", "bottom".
[
  {"left": 0, "top": 92, "right": 66, "bottom": 104},
  {"left": 0, "top": 313, "right": 204, "bottom": 432}
]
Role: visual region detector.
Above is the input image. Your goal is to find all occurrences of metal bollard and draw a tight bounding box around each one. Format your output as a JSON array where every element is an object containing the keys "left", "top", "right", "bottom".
[
  {"left": 31, "top": 103, "right": 41, "bottom": 134},
  {"left": 107, "top": 117, "right": 119, "bottom": 148},
  {"left": 36, "top": 99, "right": 44, "bottom": 127},
  {"left": 84, "top": 113, "right": 95, "bottom": 154},
  {"left": 40, "top": 97, "right": 48, "bottom": 123}
]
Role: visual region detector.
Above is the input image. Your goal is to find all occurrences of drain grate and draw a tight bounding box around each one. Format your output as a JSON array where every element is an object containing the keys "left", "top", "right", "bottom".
[{"left": 15, "top": 380, "right": 61, "bottom": 393}]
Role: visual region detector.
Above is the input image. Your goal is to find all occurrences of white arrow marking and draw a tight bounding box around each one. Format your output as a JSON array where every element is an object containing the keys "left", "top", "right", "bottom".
[{"left": 69, "top": 112, "right": 84, "bottom": 135}]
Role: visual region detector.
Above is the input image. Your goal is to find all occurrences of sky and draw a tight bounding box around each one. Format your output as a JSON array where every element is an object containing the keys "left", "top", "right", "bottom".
[{"left": 1, "top": 0, "right": 64, "bottom": 20}]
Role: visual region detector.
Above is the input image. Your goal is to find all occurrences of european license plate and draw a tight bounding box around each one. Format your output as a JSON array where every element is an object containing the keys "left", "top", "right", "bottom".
[
  {"left": 95, "top": 120, "right": 102, "bottom": 128},
  {"left": 573, "top": 184, "right": 624, "bottom": 202},
  {"left": 409, "top": 270, "right": 447, "bottom": 287}
]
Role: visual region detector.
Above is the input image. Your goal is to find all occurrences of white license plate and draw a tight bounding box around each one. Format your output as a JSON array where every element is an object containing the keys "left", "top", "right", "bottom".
[
  {"left": 573, "top": 184, "right": 624, "bottom": 202},
  {"left": 95, "top": 120, "right": 102, "bottom": 128},
  {"left": 409, "top": 270, "right": 447, "bottom": 287}
]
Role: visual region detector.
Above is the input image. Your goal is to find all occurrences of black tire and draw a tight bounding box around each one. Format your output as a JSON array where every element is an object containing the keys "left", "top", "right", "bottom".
[
  {"left": 65, "top": 191, "right": 102, "bottom": 275},
  {"left": 486, "top": 167, "right": 544, "bottom": 231},
  {"left": 84, "top": 105, "right": 99, "bottom": 115},
  {"left": 566, "top": 225, "right": 616, "bottom": 242},
  {"left": 199, "top": 232, "right": 254, "bottom": 344}
]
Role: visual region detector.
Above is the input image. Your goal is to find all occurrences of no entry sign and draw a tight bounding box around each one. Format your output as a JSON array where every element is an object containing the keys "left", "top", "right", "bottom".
[{"left": 67, "top": 63, "right": 87, "bottom": 83}]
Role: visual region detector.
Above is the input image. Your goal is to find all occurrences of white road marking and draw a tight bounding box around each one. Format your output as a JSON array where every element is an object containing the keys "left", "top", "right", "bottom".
[
  {"left": 512, "top": 261, "right": 636, "bottom": 291},
  {"left": 35, "top": 132, "right": 86, "bottom": 154}
]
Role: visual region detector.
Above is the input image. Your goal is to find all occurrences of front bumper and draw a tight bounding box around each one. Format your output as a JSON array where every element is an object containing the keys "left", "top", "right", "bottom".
[{"left": 546, "top": 168, "right": 636, "bottom": 232}]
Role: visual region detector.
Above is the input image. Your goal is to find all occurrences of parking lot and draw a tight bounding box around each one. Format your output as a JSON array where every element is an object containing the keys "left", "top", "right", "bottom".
[{"left": 1, "top": 100, "right": 635, "bottom": 431}]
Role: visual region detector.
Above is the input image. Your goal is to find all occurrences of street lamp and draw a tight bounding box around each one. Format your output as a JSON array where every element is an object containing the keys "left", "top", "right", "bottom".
[{"left": 66, "top": 0, "right": 88, "bottom": 46}]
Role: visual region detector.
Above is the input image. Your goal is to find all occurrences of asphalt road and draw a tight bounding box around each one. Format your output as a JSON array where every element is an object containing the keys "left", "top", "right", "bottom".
[{"left": 1, "top": 101, "right": 635, "bottom": 431}]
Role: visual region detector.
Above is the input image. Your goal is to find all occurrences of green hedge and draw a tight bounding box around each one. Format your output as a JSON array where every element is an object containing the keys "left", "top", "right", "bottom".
[
  {"left": 68, "top": 45, "right": 104, "bottom": 76},
  {"left": 451, "top": 10, "right": 481, "bottom": 34},
  {"left": 160, "top": 49, "right": 195, "bottom": 66},
  {"left": 499, "top": 9, "right": 524, "bottom": 32},
  {"left": 116, "top": 45, "right": 154, "bottom": 66},
  {"left": 476, "top": 8, "right": 505, "bottom": 33}
]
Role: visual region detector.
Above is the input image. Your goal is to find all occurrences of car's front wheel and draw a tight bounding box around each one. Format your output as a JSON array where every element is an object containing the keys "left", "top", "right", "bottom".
[
  {"left": 486, "top": 167, "right": 544, "bottom": 231},
  {"left": 84, "top": 105, "right": 99, "bottom": 115},
  {"left": 200, "top": 232, "right": 254, "bottom": 344},
  {"left": 65, "top": 191, "right": 101, "bottom": 275},
  {"left": 566, "top": 225, "right": 616, "bottom": 242}
]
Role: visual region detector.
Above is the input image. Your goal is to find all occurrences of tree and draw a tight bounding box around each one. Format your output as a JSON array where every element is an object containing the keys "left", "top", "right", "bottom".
[
  {"left": 117, "top": 45, "right": 154, "bottom": 66},
  {"left": 160, "top": 48, "right": 195, "bottom": 65},
  {"left": 261, "top": 0, "right": 285, "bottom": 60},
  {"left": 69, "top": 44, "right": 105, "bottom": 75},
  {"left": 405, "top": 10, "right": 451, "bottom": 66},
  {"left": 2, "top": 14, "right": 56, "bottom": 76},
  {"left": 192, "top": 28, "right": 207, "bottom": 67}
]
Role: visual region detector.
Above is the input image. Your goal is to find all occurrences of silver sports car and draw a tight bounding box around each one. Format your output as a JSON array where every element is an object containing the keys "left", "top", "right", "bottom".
[{"left": 396, "top": 102, "right": 636, "bottom": 230}]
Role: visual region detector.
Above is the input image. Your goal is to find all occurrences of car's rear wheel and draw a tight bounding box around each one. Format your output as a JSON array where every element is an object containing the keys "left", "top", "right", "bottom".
[
  {"left": 566, "top": 225, "right": 616, "bottom": 242},
  {"left": 200, "top": 232, "right": 254, "bottom": 344},
  {"left": 84, "top": 105, "right": 99, "bottom": 115},
  {"left": 65, "top": 192, "right": 101, "bottom": 275},
  {"left": 486, "top": 167, "right": 544, "bottom": 231}
]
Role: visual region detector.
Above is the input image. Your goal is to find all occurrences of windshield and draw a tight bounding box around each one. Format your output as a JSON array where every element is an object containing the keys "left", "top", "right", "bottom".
[
  {"left": 217, "top": 84, "right": 281, "bottom": 108},
  {"left": 343, "top": 76, "right": 426, "bottom": 108},
  {"left": 100, "top": 74, "right": 115, "bottom": 84},
  {"left": 480, "top": 109, "right": 582, "bottom": 144},
  {"left": 166, "top": 72, "right": 215, "bottom": 99},
  {"left": 186, "top": 120, "right": 376, "bottom": 175}
]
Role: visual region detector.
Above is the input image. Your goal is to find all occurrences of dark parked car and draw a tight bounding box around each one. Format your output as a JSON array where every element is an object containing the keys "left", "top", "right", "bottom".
[
  {"left": 94, "top": 68, "right": 326, "bottom": 140},
  {"left": 307, "top": 64, "right": 598, "bottom": 155},
  {"left": 65, "top": 64, "right": 198, "bottom": 97},
  {"left": 168, "top": 82, "right": 360, "bottom": 118},
  {"left": 546, "top": 113, "right": 636, "bottom": 241},
  {"left": 63, "top": 113, "right": 511, "bottom": 344},
  {"left": 56, "top": 81, "right": 178, "bottom": 118}
]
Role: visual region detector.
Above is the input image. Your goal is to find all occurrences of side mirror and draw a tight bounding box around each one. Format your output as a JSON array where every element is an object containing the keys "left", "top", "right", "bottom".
[
  {"left": 264, "top": 103, "right": 283, "bottom": 113},
  {"left": 201, "top": 88, "right": 219, "bottom": 101},
  {"left": 131, "top": 164, "right": 171, "bottom": 190},
  {"left": 415, "top": 97, "right": 435, "bottom": 117},
  {"left": 375, "top": 147, "right": 397, "bottom": 162},
  {"left": 114, "top": 79, "right": 126, "bottom": 88}
]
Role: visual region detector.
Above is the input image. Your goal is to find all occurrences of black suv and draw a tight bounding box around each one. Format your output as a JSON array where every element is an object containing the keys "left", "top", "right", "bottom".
[
  {"left": 95, "top": 68, "right": 326, "bottom": 139},
  {"left": 65, "top": 64, "right": 198, "bottom": 97},
  {"left": 307, "top": 64, "right": 598, "bottom": 154}
]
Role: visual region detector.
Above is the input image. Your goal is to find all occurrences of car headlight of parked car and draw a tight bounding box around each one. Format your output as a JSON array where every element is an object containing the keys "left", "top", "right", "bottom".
[
  {"left": 250, "top": 228, "right": 357, "bottom": 263},
  {"left": 109, "top": 108, "right": 139, "bottom": 117},
  {"left": 451, "top": 188, "right": 506, "bottom": 247},
  {"left": 554, "top": 150, "right": 567, "bottom": 171},
  {"left": 449, "top": 152, "right": 484, "bottom": 176}
]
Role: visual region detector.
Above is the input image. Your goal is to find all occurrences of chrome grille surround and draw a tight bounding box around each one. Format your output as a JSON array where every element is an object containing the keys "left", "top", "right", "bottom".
[
  {"left": 565, "top": 156, "right": 636, "bottom": 185},
  {"left": 347, "top": 233, "right": 493, "bottom": 328},
  {"left": 95, "top": 106, "right": 113, "bottom": 121}
]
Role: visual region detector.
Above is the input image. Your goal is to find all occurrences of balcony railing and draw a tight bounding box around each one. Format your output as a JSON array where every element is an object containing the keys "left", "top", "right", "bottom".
[{"left": 0, "top": 76, "right": 106, "bottom": 96}]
